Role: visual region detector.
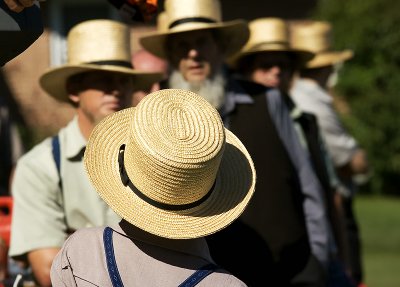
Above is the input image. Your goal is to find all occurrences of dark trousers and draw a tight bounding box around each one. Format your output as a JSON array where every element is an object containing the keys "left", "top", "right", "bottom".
[
  {"left": 343, "top": 195, "right": 363, "bottom": 284},
  {"left": 291, "top": 255, "right": 327, "bottom": 287}
]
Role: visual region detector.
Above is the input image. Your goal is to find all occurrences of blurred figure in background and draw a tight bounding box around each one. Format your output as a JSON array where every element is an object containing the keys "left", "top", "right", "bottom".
[
  {"left": 0, "top": 73, "right": 24, "bottom": 283},
  {"left": 290, "top": 20, "right": 370, "bottom": 287},
  {"left": 0, "top": 76, "right": 24, "bottom": 196},
  {"left": 231, "top": 17, "right": 355, "bottom": 287},
  {"left": 9, "top": 19, "right": 162, "bottom": 287},
  {"left": 140, "top": 0, "right": 250, "bottom": 114},
  {"left": 131, "top": 48, "right": 168, "bottom": 105}
]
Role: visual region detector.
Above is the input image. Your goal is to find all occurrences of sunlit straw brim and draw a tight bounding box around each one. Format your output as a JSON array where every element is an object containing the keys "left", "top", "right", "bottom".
[
  {"left": 305, "top": 49, "right": 354, "bottom": 68},
  {"left": 84, "top": 89, "right": 256, "bottom": 239},
  {"left": 140, "top": 20, "right": 249, "bottom": 59},
  {"left": 39, "top": 64, "right": 163, "bottom": 102}
]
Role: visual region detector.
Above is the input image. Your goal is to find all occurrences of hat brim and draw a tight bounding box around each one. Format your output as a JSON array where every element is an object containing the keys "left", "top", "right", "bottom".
[
  {"left": 306, "top": 50, "right": 353, "bottom": 68},
  {"left": 84, "top": 107, "right": 256, "bottom": 239},
  {"left": 39, "top": 64, "right": 163, "bottom": 102},
  {"left": 140, "top": 19, "right": 249, "bottom": 59},
  {"left": 228, "top": 47, "right": 315, "bottom": 69}
]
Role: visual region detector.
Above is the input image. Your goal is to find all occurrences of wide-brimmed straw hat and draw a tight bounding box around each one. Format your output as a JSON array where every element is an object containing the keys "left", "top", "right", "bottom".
[
  {"left": 84, "top": 88, "right": 256, "bottom": 239},
  {"left": 290, "top": 20, "right": 354, "bottom": 69},
  {"left": 139, "top": 0, "right": 249, "bottom": 59},
  {"left": 39, "top": 19, "right": 163, "bottom": 102},
  {"left": 156, "top": 11, "right": 168, "bottom": 32},
  {"left": 229, "top": 17, "right": 314, "bottom": 68}
]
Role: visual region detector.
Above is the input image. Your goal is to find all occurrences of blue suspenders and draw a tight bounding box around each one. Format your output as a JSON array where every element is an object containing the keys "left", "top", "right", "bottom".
[
  {"left": 103, "top": 227, "right": 219, "bottom": 287},
  {"left": 177, "top": 263, "right": 219, "bottom": 287},
  {"left": 51, "top": 135, "right": 62, "bottom": 189},
  {"left": 104, "top": 227, "right": 124, "bottom": 287}
]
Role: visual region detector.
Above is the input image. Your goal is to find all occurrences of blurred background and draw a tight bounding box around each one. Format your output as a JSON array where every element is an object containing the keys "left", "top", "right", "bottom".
[{"left": 1, "top": 0, "right": 399, "bottom": 286}]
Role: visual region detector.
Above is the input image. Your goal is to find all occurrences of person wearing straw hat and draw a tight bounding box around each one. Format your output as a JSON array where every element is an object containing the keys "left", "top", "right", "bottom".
[
  {"left": 139, "top": 0, "right": 250, "bottom": 113},
  {"left": 50, "top": 88, "right": 255, "bottom": 287},
  {"left": 9, "top": 19, "right": 163, "bottom": 287},
  {"left": 233, "top": 17, "right": 357, "bottom": 287},
  {"left": 131, "top": 48, "right": 168, "bottom": 106},
  {"left": 130, "top": 11, "right": 169, "bottom": 106},
  {"left": 209, "top": 17, "right": 337, "bottom": 286},
  {"left": 290, "top": 20, "right": 370, "bottom": 287}
]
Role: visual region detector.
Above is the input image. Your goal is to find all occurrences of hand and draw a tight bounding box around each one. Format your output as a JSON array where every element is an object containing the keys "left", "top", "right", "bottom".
[{"left": 4, "top": 0, "right": 37, "bottom": 12}]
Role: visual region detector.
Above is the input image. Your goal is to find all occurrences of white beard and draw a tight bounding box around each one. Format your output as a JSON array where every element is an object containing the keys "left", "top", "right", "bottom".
[{"left": 168, "top": 70, "right": 226, "bottom": 110}]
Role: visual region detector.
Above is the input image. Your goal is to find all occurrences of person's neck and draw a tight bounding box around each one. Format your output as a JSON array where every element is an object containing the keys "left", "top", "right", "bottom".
[{"left": 76, "top": 111, "right": 94, "bottom": 140}]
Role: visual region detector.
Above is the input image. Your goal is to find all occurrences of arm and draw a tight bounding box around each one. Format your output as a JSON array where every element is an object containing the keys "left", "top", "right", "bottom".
[
  {"left": 9, "top": 140, "right": 68, "bottom": 286},
  {"left": 337, "top": 148, "right": 370, "bottom": 181},
  {"left": 4, "top": 0, "right": 36, "bottom": 12},
  {"left": 28, "top": 248, "right": 61, "bottom": 287}
]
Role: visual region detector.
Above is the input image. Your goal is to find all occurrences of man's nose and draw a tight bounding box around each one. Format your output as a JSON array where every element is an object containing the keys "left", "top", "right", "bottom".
[
  {"left": 270, "top": 65, "right": 281, "bottom": 73},
  {"left": 187, "top": 48, "right": 199, "bottom": 59}
]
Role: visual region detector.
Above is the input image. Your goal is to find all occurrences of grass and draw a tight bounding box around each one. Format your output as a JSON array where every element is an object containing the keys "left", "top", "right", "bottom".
[{"left": 354, "top": 195, "right": 400, "bottom": 287}]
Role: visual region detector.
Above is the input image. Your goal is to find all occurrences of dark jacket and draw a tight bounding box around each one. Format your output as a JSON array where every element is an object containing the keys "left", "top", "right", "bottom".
[{"left": 206, "top": 79, "right": 311, "bottom": 286}]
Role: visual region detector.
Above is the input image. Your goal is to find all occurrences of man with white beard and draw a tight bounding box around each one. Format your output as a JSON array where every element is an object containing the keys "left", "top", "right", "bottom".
[
  {"left": 140, "top": 1, "right": 329, "bottom": 286},
  {"left": 140, "top": 0, "right": 249, "bottom": 124}
]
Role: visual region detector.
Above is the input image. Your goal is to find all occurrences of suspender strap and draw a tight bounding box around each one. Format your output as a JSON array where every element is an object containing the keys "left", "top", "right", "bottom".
[
  {"left": 103, "top": 226, "right": 217, "bottom": 287},
  {"left": 103, "top": 227, "right": 124, "bottom": 287},
  {"left": 51, "top": 135, "right": 62, "bottom": 189},
  {"left": 178, "top": 263, "right": 219, "bottom": 287}
]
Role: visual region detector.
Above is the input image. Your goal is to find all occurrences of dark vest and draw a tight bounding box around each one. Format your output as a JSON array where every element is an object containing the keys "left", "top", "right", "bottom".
[{"left": 206, "top": 88, "right": 310, "bottom": 286}]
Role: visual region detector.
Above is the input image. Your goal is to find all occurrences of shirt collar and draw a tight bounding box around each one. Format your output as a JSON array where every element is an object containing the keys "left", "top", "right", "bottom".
[
  {"left": 112, "top": 220, "right": 213, "bottom": 262},
  {"left": 64, "top": 116, "right": 87, "bottom": 161}
]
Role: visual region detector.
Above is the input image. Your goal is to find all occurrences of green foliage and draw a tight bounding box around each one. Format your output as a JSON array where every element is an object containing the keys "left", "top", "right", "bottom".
[{"left": 313, "top": 0, "right": 400, "bottom": 195}]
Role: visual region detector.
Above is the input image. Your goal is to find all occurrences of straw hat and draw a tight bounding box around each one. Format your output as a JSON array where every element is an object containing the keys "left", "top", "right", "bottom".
[
  {"left": 139, "top": 0, "right": 249, "bottom": 59},
  {"left": 156, "top": 11, "right": 168, "bottom": 32},
  {"left": 84, "top": 88, "right": 256, "bottom": 239},
  {"left": 39, "top": 19, "right": 163, "bottom": 102},
  {"left": 290, "top": 20, "right": 354, "bottom": 68},
  {"left": 229, "top": 17, "right": 314, "bottom": 67}
]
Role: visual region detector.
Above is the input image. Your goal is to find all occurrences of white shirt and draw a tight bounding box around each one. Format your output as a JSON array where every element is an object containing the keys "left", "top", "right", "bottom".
[{"left": 291, "top": 78, "right": 359, "bottom": 167}]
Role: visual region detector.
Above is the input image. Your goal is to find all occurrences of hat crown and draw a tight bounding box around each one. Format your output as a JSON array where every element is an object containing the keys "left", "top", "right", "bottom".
[
  {"left": 244, "top": 17, "right": 290, "bottom": 52},
  {"left": 156, "top": 11, "right": 169, "bottom": 32},
  {"left": 291, "top": 21, "right": 333, "bottom": 53},
  {"left": 67, "top": 19, "right": 131, "bottom": 65},
  {"left": 124, "top": 89, "right": 225, "bottom": 206},
  {"left": 165, "top": 0, "right": 221, "bottom": 31}
]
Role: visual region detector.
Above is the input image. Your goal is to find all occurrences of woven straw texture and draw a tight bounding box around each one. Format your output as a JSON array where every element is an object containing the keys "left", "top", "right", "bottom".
[
  {"left": 139, "top": 0, "right": 249, "bottom": 59},
  {"left": 39, "top": 19, "right": 163, "bottom": 102},
  {"left": 84, "top": 89, "right": 256, "bottom": 239},
  {"left": 228, "top": 18, "right": 314, "bottom": 68},
  {"left": 291, "top": 21, "right": 353, "bottom": 68}
]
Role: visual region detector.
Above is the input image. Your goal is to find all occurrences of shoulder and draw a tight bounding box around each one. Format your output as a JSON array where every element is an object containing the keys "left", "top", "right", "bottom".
[
  {"left": 13, "top": 136, "right": 55, "bottom": 180},
  {"left": 200, "top": 271, "right": 248, "bottom": 286},
  {"left": 60, "top": 227, "right": 106, "bottom": 267},
  {"left": 53, "top": 227, "right": 111, "bottom": 286},
  {"left": 66, "top": 227, "right": 105, "bottom": 246}
]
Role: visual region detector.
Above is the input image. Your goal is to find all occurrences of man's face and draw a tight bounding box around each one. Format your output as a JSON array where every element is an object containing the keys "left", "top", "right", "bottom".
[
  {"left": 68, "top": 71, "right": 134, "bottom": 125},
  {"left": 166, "top": 29, "right": 222, "bottom": 84},
  {"left": 131, "top": 49, "right": 168, "bottom": 106},
  {"left": 250, "top": 51, "right": 295, "bottom": 93}
]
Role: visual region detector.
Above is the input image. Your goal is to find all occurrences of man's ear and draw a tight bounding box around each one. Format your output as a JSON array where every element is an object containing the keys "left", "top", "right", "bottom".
[
  {"left": 68, "top": 94, "right": 80, "bottom": 104},
  {"left": 66, "top": 79, "right": 80, "bottom": 104}
]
